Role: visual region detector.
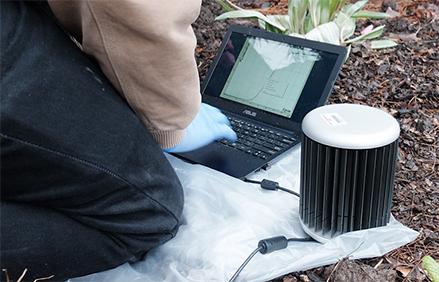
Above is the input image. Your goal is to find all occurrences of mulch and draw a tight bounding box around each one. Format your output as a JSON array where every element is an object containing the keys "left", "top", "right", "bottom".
[{"left": 193, "top": 0, "right": 438, "bottom": 281}]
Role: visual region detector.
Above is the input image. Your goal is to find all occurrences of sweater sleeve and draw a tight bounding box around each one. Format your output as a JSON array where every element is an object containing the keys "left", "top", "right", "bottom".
[{"left": 48, "top": 0, "right": 202, "bottom": 148}]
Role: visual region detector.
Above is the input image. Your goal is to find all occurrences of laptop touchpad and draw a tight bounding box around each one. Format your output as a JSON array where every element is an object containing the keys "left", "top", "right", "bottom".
[{"left": 176, "top": 143, "right": 264, "bottom": 178}]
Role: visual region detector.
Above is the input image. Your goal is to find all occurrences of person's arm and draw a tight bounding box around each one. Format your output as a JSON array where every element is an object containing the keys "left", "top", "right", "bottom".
[{"left": 48, "top": 0, "right": 202, "bottom": 148}]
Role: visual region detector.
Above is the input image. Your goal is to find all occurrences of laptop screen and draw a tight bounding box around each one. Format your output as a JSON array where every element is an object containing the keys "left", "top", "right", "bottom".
[
  {"left": 202, "top": 27, "right": 346, "bottom": 131},
  {"left": 219, "top": 37, "right": 320, "bottom": 118}
]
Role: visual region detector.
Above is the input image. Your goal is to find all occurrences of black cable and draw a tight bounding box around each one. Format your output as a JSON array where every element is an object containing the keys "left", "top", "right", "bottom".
[
  {"left": 231, "top": 179, "right": 303, "bottom": 281},
  {"left": 228, "top": 246, "right": 263, "bottom": 282},
  {"left": 287, "top": 237, "right": 314, "bottom": 243},
  {"left": 228, "top": 236, "right": 313, "bottom": 282},
  {"left": 277, "top": 186, "right": 300, "bottom": 197},
  {"left": 243, "top": 178, "right": 300, "bottom": 198},
  {"left": 241, "top": 178, "right": 260, "bottom": 185}
]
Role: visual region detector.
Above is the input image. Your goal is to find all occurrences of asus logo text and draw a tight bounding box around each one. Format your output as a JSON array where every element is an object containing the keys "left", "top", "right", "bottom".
[{"left": 243, "top": 109, "right": 257, "bottom": 117}]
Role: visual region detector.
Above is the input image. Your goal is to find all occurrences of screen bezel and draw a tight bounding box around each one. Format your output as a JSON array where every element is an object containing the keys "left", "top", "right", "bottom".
[{"left": 201, "top": 25, "right": 347, "bottom": 133}]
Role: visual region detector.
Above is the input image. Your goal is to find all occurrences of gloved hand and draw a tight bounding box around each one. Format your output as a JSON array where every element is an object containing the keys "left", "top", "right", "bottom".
[{"left": 165, "top": 103, "right": 237, "bottom": 153}]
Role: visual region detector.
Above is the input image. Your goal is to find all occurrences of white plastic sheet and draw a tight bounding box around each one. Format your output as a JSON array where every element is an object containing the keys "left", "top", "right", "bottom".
[{"left": 70, "top": 146, "right": 418, "bottom": 282}]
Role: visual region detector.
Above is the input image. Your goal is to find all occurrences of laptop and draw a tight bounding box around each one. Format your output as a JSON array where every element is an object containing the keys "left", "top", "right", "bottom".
[{"left": 176, "top": 25, "right": 347, "bottom": 179}]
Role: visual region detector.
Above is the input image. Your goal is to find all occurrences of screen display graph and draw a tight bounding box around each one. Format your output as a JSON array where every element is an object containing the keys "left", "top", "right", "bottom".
[{"left": 219, "top": 37, "right": 320, "bottom": 118}]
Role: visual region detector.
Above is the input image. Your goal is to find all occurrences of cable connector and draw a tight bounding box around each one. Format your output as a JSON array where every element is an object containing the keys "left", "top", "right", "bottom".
[
  {"left": 260, "top": 179, "right": 278, "bottom": 191},
  {"left": 228, "top": 236, "right": 313, "bottom": 282},
  {"left": 243, "top": 178, "right": 300, "bottom": 198},
  {"left": 258, "top": 236, "right": 288, "bottom": 254}
]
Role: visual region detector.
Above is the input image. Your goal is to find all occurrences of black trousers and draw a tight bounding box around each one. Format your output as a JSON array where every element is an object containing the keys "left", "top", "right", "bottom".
[{"left": 0, "top": 2, "right": 184, "bottom": 281}]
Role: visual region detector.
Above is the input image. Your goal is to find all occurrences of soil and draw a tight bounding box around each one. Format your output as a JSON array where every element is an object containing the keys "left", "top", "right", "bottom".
[{"left": 193, "top": 0, "right": 438, "bottom": 281}]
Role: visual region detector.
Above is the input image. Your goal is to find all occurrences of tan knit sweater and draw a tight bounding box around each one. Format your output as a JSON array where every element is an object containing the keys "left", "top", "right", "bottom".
[{"left": 48, "top": 0, "right": 202, "bottom": 148}]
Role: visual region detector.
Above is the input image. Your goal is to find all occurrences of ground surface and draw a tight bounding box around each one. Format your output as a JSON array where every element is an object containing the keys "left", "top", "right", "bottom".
[{"left": 193, "top": 0, "right": 438, "bottom": 281}]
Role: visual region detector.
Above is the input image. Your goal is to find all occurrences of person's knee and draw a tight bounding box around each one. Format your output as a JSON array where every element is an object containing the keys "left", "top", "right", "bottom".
[
  {"left": 1, "top": 133, "right": 184, "bottom": 259},
  {"left": 104, "top": 172, "right": 184, "bottom": 259}
]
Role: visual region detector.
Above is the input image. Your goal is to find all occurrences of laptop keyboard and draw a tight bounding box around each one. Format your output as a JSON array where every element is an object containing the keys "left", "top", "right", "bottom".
[{"left": 219, "top": 115, "right": 297, "bottom": 160}]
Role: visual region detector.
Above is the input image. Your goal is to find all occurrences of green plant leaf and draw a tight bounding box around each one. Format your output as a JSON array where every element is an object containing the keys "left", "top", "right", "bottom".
[
  {"left": 344, "top": 25, "right": 385, "bottom": 43},
  {"left": 335, "top": 11, "right": 356, "bottom": 41},
  {"left": 370, "top": 39, "right": 398, "bottom": 49},
  {"left": 215, "top": 10, "right": 287, "bottom": 32},
  {"left": 353, "top": 10, "right": 393, "bottom": 19},
  {"left": 288, "top": 32, "right": 305, "bottom": 38},
  {"left": 308, "top": 0, "right": 322, "bottom": 27},
  {"left": 342, "top": 0, "right": 368, "bottom": 16},
  {"left": 305, "top": 22, "right": 341, "bottom": 45},
  {"left": 216, "top": 0, "right": 391, "bottom": 53},
  {"left": 422, "top": 256, "right": 439, "bottom": 282},
  {"left": 258, "top": 19, "right": 267, "bottom": 30},
  {"left": 330, "top": 0, "right": 347, "bottom": 19},
  {"left": 216, "top": 0, "right": 242, "bottom": 12},
  {"left": 260, "top": 17, "right": 289, "bottom": 34},
  {"left": 319, "top": 0, "right": 332, "bottom": 24},
  {"left": 267, "top": 15, "right": 292, "bottom": 31},
  {"left": 289, "top": 0, "right": 309, "bottom": 34}
]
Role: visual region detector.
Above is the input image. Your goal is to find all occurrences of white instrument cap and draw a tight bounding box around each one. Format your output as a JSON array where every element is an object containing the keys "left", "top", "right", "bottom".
[{"left": 302, "top": 104, "right": 400, "bottom": 150}]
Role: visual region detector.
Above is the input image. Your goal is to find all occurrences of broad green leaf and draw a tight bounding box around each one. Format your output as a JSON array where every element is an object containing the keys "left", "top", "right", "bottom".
[
  {"left": 353, "top": 10, "right": 393, "bottom": 19},
  {"left": 215, "top": 10, "right": 287, "bottom": 32},
  {"left": 320, "top": 9, "right": 331, "bottom": 25},
  {"left": 422, "top": 256, "right": 439, "bottom": 282},
  {"left": 330, "top": 0, "right": 347, "bottom": 19},
  {"left": 335, "top": 11, "right": 356, "bottom": 41},
  {"left": 216, "top": 0, "right": 242, "bottom": 12},
  {"left": 345, "top": 25, "right": 385, "bottom": 43},
  {"left": 319, "top": 0, "right": 332, "bottom": 24},
  {"left": 303, "top": 16, "right": 314, "bottom": 33},
  {"left": 370, "top": 39, "right": 398, "bottom": 49},
  {"left": 342, "top": 0, "right": 368, "bottom": 16},
  {"left": 308, "top": 0, "right": 321, "bottom": 27},
  {"left": 305, "top": 22, "right": 341, "bottom": 45},
  {"left": 260, "top": 17, "right": 288, "bottom": 34},
  {"left": 258, "top": 19, "right": 267, "bottom": 30},
  {"left": 289, "top": 0, "right": 309, "bottom": 34},
  {"left": 288, "top": 32, "right": 305, "bottom": 38},
  {"left": 267, "top": 15, "right": 292, "bottom": 31}
]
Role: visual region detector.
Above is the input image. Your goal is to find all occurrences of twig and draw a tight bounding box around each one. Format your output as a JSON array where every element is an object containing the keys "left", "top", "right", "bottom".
[
  {"left": 325, "top": 240, "right": 366, "bottom": 282},
  {"left": 401, "top": 259, "right": 423, "bottom": 282},
  {"left": 374, "top": 258, "right": 384, "bottom": 269},
  {"left": 403, "top": 40, "right": 438, "bottom": 51},
  {"left": 409, "top": 190, "right": 416, "bottom": 223},
  {"left": 16, "top": 269, "right": 28, "bottom": 282},
  {"left": 2, "top": 269, "right": 10, "bottom": 282},
  {"left": 34, "top": 275, "right": 55, "bottom": 282},
  {"left": 325, "top": 259, "right": 343, "bottom": 282},
  {"left": 360, "top": 263, "right": 375, "bottom": 280}
]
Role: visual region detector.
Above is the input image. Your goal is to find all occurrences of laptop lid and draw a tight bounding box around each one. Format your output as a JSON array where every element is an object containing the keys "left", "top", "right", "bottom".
[{"left": 202, "top": 25, "right": 347, "bottom": 133}]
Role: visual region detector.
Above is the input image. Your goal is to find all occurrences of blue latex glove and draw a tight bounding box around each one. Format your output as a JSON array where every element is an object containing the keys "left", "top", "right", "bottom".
[{"left": 165, "top": 103, "right": 237, "bottom": 153}]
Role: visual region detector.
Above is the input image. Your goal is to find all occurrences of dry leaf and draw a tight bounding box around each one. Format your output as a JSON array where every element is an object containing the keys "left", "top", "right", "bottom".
[{"left": 396, "top": 266, "right": 412, "bottom": 277}]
